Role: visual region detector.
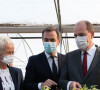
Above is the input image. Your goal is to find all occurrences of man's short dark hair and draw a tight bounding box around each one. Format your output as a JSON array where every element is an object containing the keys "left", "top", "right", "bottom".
[{"left": 42, "top": 26, "right": 61, "bottom": 40}]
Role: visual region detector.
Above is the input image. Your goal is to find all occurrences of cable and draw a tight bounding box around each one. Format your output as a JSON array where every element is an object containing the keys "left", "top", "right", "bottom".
[
  {"left": 22, "top": 40, "right": 28, "bottom": 60},
  {"left": 54, "top": 0, "right": 59, "bottom": 23},
  {"left": 54, "top": 0, "right": 62, "bottom": 53},
  {"left": 17, "top": 33, "right": 33, "bottom": 55}
]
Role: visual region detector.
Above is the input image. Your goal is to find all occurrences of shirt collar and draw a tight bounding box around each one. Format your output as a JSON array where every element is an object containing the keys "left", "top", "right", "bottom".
[
  {"left": 81, "top": 44, "right": 96, "bottom": 56},
  {"left": 45, "top": 51, "right": 57, "bottom": 59},
  {"left": 0, "top": 68, "right": 9, "bottom": 74}
]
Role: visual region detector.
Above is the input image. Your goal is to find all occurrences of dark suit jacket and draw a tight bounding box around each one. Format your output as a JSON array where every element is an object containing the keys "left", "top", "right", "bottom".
[
  {"left": 24, "top": 52, "right": 65, "bottom": 90},
  {"left": 59, "top": 46, "right": 100, "bottom": 90},
  {"left": 0, "top": 66, "right": 23, "bottom": 90}
]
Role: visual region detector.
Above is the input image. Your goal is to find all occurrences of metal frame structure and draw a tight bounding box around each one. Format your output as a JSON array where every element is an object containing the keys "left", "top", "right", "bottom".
[{"left": 0, "top": 25, "right": 100, "bottom": 33}]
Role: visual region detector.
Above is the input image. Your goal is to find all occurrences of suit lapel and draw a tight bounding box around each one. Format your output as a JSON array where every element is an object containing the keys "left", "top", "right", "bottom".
[
  {"left": 58, "top": 53, "right": 61, "bottom": 73},
  {"left": 83, "top": 47, "right": 100, "bottom": 81},
  {"left": 0, "top": 77, "right": 3, "bottom": 90},
  {"left": 40, "top": 52, "right": 53, "bottom": 76},
  {"left": 75, "top": 50, "right": 83, "bottom": 79},
  {"left": 8, "top": 66, "right": 18, "bottom": 90},
  {"left": 58, "top": 53, "right": 63, "bottom": 74}
]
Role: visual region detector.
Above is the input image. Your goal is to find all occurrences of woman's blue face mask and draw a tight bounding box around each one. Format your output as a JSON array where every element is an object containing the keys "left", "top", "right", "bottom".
[{"left": 44, "top": 42, "right": 56, "bottom": 54}]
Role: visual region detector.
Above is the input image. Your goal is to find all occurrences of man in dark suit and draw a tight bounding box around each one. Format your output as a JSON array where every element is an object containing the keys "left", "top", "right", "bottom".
[
  {"left": 59, "top": 20, "right": 100, "bottom": 90},
  {"left": 24, "top": 26, "right": 65, "bottom": 90}
]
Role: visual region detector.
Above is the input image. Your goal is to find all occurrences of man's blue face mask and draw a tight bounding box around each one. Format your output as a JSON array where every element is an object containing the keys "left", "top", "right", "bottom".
[{"left": 44, "top": 42, "right": 56, "bottom": 54}]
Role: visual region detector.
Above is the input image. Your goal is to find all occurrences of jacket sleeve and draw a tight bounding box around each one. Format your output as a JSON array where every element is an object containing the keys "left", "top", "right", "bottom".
[
  {"left": 58, "top": 54, "right": 69, "bottom": 90},
  {"left": 18, "top": 69, "right": 23, "bottom": 90},
  {"left": 23, "top": 56, "right": 39, "bottom": 90}
]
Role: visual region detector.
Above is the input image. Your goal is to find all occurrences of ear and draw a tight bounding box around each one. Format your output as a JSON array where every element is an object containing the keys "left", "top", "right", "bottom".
[
  {"left": 91, "top": 31, "right": 94, "bottom": 39},
  {"left": 42, "top": 39, "right": 44, "bottom": 45},
  {"left": 57, "top": 39, "right": 61, "bottom": 46}
]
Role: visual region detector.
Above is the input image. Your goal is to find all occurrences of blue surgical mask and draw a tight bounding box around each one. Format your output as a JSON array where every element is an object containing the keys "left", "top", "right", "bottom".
[{"left": 44, "top": 42, "right": 56, "bottom": 54}]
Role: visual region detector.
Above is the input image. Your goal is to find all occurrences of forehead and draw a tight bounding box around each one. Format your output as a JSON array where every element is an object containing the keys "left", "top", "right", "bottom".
[
  {"left": 74, "top": 22, "right": 88, "bottom": 34},
  {"left": 3, "top": 43, "right": 14, "bottom": 51},
  {"left": 43, "top": 31, "right": 57, "bottom": 38}
]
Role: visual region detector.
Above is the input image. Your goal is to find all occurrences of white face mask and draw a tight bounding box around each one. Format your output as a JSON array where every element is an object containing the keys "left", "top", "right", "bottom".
[
  {"left": 75, "top": 36, "right": 89, "bottom": 51},
  {"left": 1, "top": 55, "right": 14, "bottom": 64}
]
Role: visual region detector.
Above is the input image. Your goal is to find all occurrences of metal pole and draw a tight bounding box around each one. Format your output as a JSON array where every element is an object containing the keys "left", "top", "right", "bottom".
[{"left": 57, "top": 0, "right": 62, "bottom": 53}]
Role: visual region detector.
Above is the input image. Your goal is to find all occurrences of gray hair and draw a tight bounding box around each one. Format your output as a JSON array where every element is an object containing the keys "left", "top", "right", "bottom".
[{"left": 0, "top": 36, "right": 14, "bottom": 52}]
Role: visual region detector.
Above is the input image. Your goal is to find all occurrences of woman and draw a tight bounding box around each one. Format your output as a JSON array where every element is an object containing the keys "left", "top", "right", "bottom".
[{"left": 0, "top": 36, "right": 23, "bottom": 90}]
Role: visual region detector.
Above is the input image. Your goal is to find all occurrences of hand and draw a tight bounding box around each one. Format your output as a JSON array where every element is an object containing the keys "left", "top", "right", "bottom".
[
  {"left": 69, "top": 81, "right": 82, "bottom": 90},
  {"left": 41, "top": 79, "right": 57, "bottom": 88}
]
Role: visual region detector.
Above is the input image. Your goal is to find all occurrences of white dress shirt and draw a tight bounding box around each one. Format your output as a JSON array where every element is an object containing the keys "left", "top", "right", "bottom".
[
  {"left": 38, "top": 51, "right": 59, "bottom": 90},
  {"left": 0, "top": 68, "right": 15, "bottom": 90},
  {"left": 44, "top": 51, "right": 58, "bottom": 72},
  {"left": 67, "top": 45, "right": 96, "bottom": 90},
  {"left": 81, "top": 45, "right": 96, "bottom": 70}
]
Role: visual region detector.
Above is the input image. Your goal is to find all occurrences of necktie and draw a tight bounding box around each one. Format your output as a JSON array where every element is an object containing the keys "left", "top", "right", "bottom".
[
  {"left": 82, "top": 51, "right": 87, "bottom": 78},
  {"left": 50, "top": 56, "right": 58, "bottom": 82}
]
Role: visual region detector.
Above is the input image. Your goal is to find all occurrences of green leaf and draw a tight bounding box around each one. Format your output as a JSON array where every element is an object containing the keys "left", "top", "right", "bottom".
[
  {"left": 72, "top": 84, "right": 98, "bottom": 90},
  {"left": 80, "top": 88, "right": 83, "bottom": 90},
  {"left": 72, "top": 88, "right": 75, "bottom": 90},
  {"left": 83, "top": 84, "right": 88, "bottom": 90},
  {"left": 90, "top": 85, "right": 98, "bottom": 89},
  {"left": 41, "top": 86, "right": 50, "bottom": 90}
]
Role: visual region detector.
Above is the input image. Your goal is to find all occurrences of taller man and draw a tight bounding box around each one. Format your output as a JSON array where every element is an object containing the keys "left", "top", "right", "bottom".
[
  {"left": 24, "top": 26, "right": 65, "bottom": 90},
  {"left": 59, "top": 20, "right": 100, "bottom": 90}
]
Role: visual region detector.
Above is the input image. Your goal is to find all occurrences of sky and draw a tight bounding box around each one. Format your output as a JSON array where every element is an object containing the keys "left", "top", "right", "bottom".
[{"left": 0, "top": 0, "right": 100, "bottom": 24}]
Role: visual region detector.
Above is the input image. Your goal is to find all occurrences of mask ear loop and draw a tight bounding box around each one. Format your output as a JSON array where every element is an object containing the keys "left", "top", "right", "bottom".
[{"left": 0, "top": 55, "right": 3, "bottom": 60}]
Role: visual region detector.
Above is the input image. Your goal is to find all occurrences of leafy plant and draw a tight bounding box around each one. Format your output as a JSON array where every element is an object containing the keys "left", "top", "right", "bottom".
[
  {"left": 41, "top": 86, "right": 63, "bottom": 90},
  {"left": 72, "top": 84, "right": 99, "bottom": 90},
  {"left": 41, "top": 86, "right": 50, "bottom": 90},
  {"left": 90, "top": 85, "right": 98, "bottom": 89}
]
